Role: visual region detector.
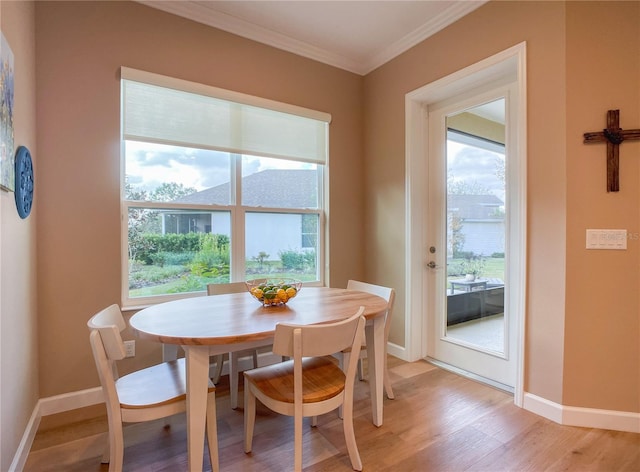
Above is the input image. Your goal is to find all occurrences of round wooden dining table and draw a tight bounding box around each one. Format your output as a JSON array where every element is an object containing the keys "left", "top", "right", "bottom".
[{"left": 130, "top": 286, "right": 389, "bottom": 472}]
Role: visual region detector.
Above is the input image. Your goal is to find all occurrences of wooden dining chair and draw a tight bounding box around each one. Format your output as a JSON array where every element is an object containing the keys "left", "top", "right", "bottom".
[
  {"left": 87, "top": 304, "right": 219, "bottom": 472},
  {"left": 338, "top": 280, "right": 396, "bottom": 400},
  {"left": 207, "top": 281, "right": 269, "bottom": 410},
  {"left": 244, "top": 307, "right": 366, "bottom": 471}
]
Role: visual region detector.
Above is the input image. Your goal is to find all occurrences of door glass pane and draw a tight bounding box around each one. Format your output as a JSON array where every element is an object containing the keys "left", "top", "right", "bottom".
[{"left": 445, "top": 99, "right": 506, "bottom": 354}]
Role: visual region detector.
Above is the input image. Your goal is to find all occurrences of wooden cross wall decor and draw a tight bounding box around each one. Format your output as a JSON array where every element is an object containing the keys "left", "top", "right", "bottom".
[{"left": 584, "top": 109, "right": 640, "bottom": 192}]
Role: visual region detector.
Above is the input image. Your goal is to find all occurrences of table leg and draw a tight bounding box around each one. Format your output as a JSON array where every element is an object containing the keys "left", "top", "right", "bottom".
[
  {"left": 365, "top": 316, "right": 384, "bottom": 427},
  {"left": 184, "top": 345, "right": 210, "bottom": 472},
  {"left": 229, "top": 351, "right": 239, "bottom": 409},
  {"left": 162, "top": 343, "right": 179, "bottom": 362}
]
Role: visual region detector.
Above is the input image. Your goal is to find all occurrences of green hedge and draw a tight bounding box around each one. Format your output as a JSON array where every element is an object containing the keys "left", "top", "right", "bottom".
[{"left": 136, "top": 233, "right": 229, "bottom": 265}]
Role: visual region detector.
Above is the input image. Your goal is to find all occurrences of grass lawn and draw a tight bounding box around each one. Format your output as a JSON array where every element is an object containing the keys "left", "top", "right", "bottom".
[
  {"left": 129, "top": 265, "right": 317, "bottom": 298},
  {"left": 129, "top": 257, "right": 504, "bottom": 298}
]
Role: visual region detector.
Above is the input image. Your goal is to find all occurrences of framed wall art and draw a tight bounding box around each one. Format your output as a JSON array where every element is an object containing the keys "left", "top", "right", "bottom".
[{"left": 1, "top": 31, "right": 15, "bottom": 192}]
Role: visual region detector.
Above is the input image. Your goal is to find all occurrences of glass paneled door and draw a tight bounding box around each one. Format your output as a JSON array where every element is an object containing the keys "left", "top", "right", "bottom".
[
  {"left": 446, "top": 110, "right": 506, "bottom": 354},
  {"left": 426, "top": 91, "right": 517, "bottom": 389}
]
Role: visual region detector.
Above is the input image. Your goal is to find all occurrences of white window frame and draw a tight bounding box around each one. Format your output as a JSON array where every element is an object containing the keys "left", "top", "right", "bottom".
[{"left": 120, "top": 68, "right": 330, "bottom": 308}]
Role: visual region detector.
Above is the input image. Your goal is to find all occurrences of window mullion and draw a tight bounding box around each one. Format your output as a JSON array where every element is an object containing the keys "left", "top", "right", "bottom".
[{"left": 231, "top": 154, "right": 245, "bottom": 281}]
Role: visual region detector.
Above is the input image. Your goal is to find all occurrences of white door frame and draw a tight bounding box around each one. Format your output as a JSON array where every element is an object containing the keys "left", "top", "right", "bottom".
[{"left": 404, "top": 42, "right": 527, "bottom": 406}]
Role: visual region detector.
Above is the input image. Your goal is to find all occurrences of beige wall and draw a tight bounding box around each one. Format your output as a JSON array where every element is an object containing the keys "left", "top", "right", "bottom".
[
  {"left": 3, "top": 0, "right": 639, "bottom": 466},
  {"left": 564, "top": 1, "right": 639, "bottom": 411},
  {"left": 34, "top": 1, "right": 364, "bottom": 398},
  {"left": 0, "top": 1, "right": 38, "bottom": 470},
  {"left": 364, "top": 0, "right": 638, "bottom": 411}
]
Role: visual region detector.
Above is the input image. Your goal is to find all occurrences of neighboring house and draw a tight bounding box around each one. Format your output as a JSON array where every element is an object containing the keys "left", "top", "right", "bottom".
[
  {"left": 168, "top": 169, "right": 318, "bottom": 260},
  {"left": 448, "top": 194, "right": 504, "bottom": 257}
]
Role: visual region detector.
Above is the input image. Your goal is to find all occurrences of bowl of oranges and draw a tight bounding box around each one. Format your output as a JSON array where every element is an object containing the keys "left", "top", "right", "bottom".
[{"left": 246, "top": 278, "right": 302, "bottom": 307}]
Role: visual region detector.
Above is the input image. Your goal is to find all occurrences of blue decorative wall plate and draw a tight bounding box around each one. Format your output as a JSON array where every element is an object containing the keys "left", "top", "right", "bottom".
[{"left": 14, "top": 146, "right": 34, "bottom": 219}]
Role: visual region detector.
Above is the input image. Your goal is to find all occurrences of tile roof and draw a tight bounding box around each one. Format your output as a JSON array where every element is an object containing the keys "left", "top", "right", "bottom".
[{"left": 172, "top": 169, "right": 318, "bottom": 209}]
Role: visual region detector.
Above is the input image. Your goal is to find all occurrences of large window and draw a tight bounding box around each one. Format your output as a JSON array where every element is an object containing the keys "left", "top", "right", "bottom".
[{"left": 121, "top": 68, "right": 330, "bottom": 307}]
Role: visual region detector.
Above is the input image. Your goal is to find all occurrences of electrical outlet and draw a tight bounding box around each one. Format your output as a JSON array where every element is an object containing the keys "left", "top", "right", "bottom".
[{"left": 124, "top": 340, "right": 136, "bottom": 358}]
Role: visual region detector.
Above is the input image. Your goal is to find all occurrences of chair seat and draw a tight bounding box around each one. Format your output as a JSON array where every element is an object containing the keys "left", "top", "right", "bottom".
[
  {"left": 244, "top": 357, "right": 345, "bottom": 404},
  {"left": 117, "top": 358, "right": 214, "bottom": 409}
]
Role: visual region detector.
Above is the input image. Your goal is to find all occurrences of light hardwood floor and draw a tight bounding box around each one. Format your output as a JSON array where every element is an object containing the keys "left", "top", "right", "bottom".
[{"left": 25, "top": 357, "right": 640, "bottom": 471}]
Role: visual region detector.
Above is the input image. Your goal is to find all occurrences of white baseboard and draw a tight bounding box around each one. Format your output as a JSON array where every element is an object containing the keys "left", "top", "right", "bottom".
[
  {"left": 522, "top": 392, "right": 564, "bottom": 423},
  {"left": 386, "top": 346, "right": 639, "bottom": 434},
  {"left": 10, "top": 386, "right": 106, "bottom": 471},
  {"left": 523, "top": 392, "right": 640, "bottom": 433},
  {"left": 9, "top": 404, "right": 41, "bottom": 472},
  {"left": 386, "top": 341, "right": 406, "bottom": 360},
  {"left": 39, "top": 387, "right": 104, "bottom": 416},
  {"left": 390, "top": 344, "right": 639, "bottom": 434}
]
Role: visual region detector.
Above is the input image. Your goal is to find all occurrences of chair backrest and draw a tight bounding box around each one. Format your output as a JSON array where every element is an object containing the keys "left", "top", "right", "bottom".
[
  {"left": 272, "top": 307, "right": 366, "bottom": 360},
  {"left": 207, "top": 280, "right": 267, "bottom": 296},
  {"left": 87, "top": 304, "right": 128, "bottom": 420},
  {"left": 272, "top": 308, "right": 366, "bottom": 417},
  {"left": 346, "top": 280, "right": 395, "bottom": 339},
  {"left": 87, "top": 303, "right": 127, "bottom": 360}
]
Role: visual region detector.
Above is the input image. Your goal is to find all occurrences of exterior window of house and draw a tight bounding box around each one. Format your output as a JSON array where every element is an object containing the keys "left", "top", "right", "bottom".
[{"left": 120, "top": 68, "right": 330, "bottom": 307}]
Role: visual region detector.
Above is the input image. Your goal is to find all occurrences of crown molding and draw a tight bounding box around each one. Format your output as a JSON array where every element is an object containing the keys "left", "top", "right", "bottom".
[
  {"left": 366, "top": 1, "right": 487, "bottom": 74},
  {"left": 137, "top": 1, "right": 486, "bottom": 76},
  {"left": 137, "top": 1, "right": 365, "bottom": 73}
]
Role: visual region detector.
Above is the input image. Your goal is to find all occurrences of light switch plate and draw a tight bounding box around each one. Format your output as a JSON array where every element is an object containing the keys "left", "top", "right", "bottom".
[{"left": 586, "top": 229, "right": 627, "bottom": 250}]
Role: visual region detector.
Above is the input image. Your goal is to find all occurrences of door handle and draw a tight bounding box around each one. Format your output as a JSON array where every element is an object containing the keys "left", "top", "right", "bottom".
[{"left": 426, "top": 261, "right": 437, "bottom": 269}]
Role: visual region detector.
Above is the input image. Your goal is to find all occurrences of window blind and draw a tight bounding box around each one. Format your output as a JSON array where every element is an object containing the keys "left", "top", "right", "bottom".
[{"left": 121, "top": 67, "right": 330, "bottom": 164}]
